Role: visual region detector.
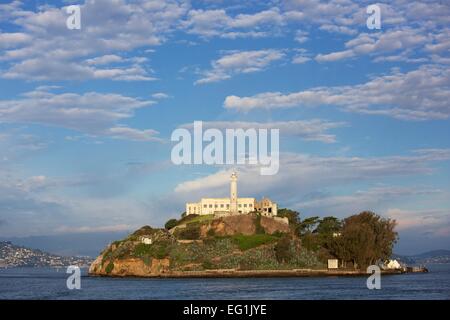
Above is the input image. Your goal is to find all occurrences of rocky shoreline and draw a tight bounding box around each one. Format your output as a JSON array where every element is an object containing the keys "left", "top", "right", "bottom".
[{"left": 89, "top": 268, "right": 404, "bottom": 278}]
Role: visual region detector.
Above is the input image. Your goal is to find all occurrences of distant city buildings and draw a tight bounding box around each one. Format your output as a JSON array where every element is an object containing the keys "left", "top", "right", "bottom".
[{"left": 0, "top": 241, "right": 92, "bottom": 268}]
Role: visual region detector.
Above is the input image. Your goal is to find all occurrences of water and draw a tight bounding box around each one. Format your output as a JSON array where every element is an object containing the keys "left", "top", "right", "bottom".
[{"left": 0, "top": 265, "right": 449, "bottom": 299}]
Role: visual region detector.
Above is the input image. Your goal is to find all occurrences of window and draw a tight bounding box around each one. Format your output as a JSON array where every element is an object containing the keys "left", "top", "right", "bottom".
[
  {"left": 203, "top": 204, "right": 207, "bottom": 208},
  {"left": 209, "top": 204, "right": 212, "bottom": 208},
  {"left": 249, "top": 204, "right": 253, "bottom": 207},
  {"left": 244, "top": 204, "right": 247, "bottom": 207},
  {"left": 220, "top": 204, "right": 224, "bottom": 208},
  {"left": 227, "top": 204, "right": 229, "bottom": 208},
  {"left": 238, "top": 204, "right": 242, "bottom": 208},
  {"left": 215, "top": 204, "right": 218, "bottom": 208}
]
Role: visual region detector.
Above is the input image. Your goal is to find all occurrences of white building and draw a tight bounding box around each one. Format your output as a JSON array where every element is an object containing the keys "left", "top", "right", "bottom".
[{"left": 186, "top": 172, "right": 278, "bottom": 216}]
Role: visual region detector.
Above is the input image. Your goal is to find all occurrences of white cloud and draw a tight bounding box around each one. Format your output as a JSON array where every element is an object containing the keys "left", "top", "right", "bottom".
[
  {"left": 0, "top": 87, "right": 161, "bottom": 141},
  {"left": 294, "top": 30, "right": 309, "bottom": 43},
  {"left": 386, "top": 208, "right": 450, "bottom": 235},
  {"left": 181, "top": 7, "right": 284, "bottom": 38},
  {"left": 181, "top": 119, "right": 346, "bottom": 143},
  {"left": 195, "top": 49, "right": 285, "bottom": 84},
  {"left": 0, "top": 32, "right": 31, "bottom": 48},
  {"left": 315, "top": 28, "right": 429, "bottom": 63},
  {"left": 315, "top": 49, "right": 354, "bottom": 62},
  {"left": 319, "top": 24, "right": 356, "bottom": 35},
  {"left": 1, "top": 0, "right": 448, "bottom": 82},
  {"left": 173, "top": 149, "right": 450, "bottom": 204},
  {"left": 54, "top": 224, "right": 134, "bottom": 234},
  {"left": 300, "top": 186, "right": 442, "bottom": 213},
  {"left": 85, "top": 54, "right": 123, "bottom": 65},
  {"left": 0, "top": 0, "right": 189, "bottom": 80},
  {"left": 106, "top": 126, "right": 162, "bottom": 142},
  {"left": 151, "top": 92, "right": 170, "bottom": 99},
  {"left": 292, "top": 49, "right": 312, "bottom": 64},
  {"left": 224, "top": 64, "right": 450, "bottom": 121}
]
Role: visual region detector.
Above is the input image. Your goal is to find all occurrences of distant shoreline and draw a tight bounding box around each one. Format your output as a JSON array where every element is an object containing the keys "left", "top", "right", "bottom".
[{"left": 88, "top": 268, "right": 404, "bottom": 278}]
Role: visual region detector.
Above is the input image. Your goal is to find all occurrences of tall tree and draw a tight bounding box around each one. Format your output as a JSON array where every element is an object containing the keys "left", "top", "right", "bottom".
[
  {"left": 298, "top": 216, "right": 320, "bottom": 236},
  {"left": 332, "top": 211, "right": 398, "bottom": 269},
  {"left": 315, "top": 216, "right": 342, "bottom": 235}
]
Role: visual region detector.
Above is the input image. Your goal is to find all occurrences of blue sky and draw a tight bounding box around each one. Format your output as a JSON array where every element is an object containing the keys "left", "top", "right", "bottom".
[{"left": 0, "top": 0, "right": 449, "bottom": 254}]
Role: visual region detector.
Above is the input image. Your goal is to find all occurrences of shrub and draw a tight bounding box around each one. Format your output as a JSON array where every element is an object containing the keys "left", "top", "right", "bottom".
[
  {"left": 134, "top": 243, "right": 154, "bottom": 256},
  {"left": 131, "top": 226, "right": 154, "bottom": 238},
  {"left": 165, "top": 218, "right": 178, "bottom": 230},
  {"left": 232, "top": 234, "right": 277, "bottom": 251},
  {"left": 202, "top": 260, "right": 214, "bottom": 270},
  {"left": 154, "top": 244, "right": 170, "bottom": 259},
  {"left": 133, "top": 242, "right": 171, "bottom": 259},
  {"left": 105, "top": 261, "right": 114, "bottom": 274},
  {"left": 207, "top": 228, "right": 215, "bottom": 237},
  {"left": 177, "top": 225, "right": 201, "bottom": 240},
  {"left": 275, "top": 235, "right": 292, "bottom": 263}
]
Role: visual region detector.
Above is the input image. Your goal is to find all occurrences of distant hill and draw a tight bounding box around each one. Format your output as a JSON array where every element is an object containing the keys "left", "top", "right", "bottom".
[
  {"left": 0, "top": 241, "right": 93, "bottom": 268},
  {"left": 393, "top": 250, "right": 450, "bottom": 264},
  {"left": 0, "top": 231, "right": 129, "bottom": 257}
]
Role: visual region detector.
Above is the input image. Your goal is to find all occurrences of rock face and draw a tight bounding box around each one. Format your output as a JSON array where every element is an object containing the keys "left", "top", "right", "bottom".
[
  {"left": 198, "top": 214, "right": 290, "bottom": 237},
  {"left": 260, "top": 216, "right": 290, "bottom": 234},
  {"left": 89, "top": 214, "right": 301, "bottom": 277}
]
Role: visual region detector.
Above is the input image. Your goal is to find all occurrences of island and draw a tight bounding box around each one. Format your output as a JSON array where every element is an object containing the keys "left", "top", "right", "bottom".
[
  {"left": 89, "top": 209, "right": 406, "bottom": 277},
  {"left": 89, "top": 172, "right": 405, "bottom": 278}
]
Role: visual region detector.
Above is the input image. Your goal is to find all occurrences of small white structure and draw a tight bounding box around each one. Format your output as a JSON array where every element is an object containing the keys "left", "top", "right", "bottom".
[
  {"left": 385, "top": 259, "right": 401, "bottom": 269},
  {"left": 328, "top": 259, "right": 339, "bottom": 269},
  {"left": 140, "top": 237, "right": 152, "bottom": 245}
]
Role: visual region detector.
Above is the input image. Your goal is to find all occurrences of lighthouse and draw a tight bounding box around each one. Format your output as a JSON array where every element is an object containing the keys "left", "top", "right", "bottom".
[{"left": 230, "top": 172, "right": 238, "bottom": 213}]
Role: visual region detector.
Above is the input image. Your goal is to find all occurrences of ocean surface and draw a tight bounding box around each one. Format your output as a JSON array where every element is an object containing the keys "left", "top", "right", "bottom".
[{"left": 0, "top": 264, "right": 449, "bottom": 300}]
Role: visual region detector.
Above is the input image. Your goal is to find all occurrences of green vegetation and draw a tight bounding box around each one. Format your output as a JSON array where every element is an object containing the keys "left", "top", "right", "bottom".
[
  {"left": 329, "top": 211, "right": 398, "bottom": 268},
  {"left": 105, "top": 261, "right": 114, "bottom": 274},
  {"left": 96, "top": 209, "right": 398, "bottom": 274},
  {"left": 274, "top": 235, "right": 292, "bottom": 263},
  {"left": 231, "top": 234, "right": 279, "bottom": 251},
  {"left": 175, "top": 224, "right": 201, "bottom": 240},
  {"left": 184, "top": 214, "right": 214, "bottom": 225},
  {"left": 133, "top": 242, "right": 171, "bottom": 259},
  {"left": 164, "top": 218, "right": 178, "bottom": 230}
]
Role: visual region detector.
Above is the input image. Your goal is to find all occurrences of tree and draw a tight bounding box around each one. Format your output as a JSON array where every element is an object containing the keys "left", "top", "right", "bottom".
[
  {"left": 274, "top": 235, "right": 292, "bottom": 263},
  {"left": 277, "top": 208, "right": 301, "bottom": 235},
  {"left": 277, "top": 208, "right": 301, "bottom": 225},
  {"left": 332, "top": 211, "right": 398, "bottom": 269},
  {"left": 298, "top": 216, "right": 320, "bottom": 236},
  {"left": 315, "top": 217, "right": 342, "bottom": 235},
  {"left": 164, "top": 218, "right": 178, "bottom": 230}
]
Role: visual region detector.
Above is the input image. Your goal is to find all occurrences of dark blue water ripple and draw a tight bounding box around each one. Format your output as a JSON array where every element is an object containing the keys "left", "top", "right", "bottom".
[{"left": 0, "top": 264, "right": 449, "bottom": 300}]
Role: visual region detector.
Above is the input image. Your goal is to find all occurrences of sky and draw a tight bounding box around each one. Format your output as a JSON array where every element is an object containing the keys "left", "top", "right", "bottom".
[{"left": 0, "top": 0, "right": 449, "bottom": 255}]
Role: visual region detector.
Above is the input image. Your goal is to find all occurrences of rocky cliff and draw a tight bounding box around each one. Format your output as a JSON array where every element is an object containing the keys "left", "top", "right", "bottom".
[{"left": 89, "top": 213, "right": 323, "bottom": 277}]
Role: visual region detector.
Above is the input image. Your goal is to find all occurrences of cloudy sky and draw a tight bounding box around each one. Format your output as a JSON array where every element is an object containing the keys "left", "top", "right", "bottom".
[{"left": 0, "top": 0, "right": 449, "bottom": 255}]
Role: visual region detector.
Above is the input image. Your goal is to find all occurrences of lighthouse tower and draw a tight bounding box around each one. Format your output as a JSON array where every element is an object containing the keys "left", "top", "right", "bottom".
[{"left": 230, "top": 172, "right": 238, "bottom": 214}]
